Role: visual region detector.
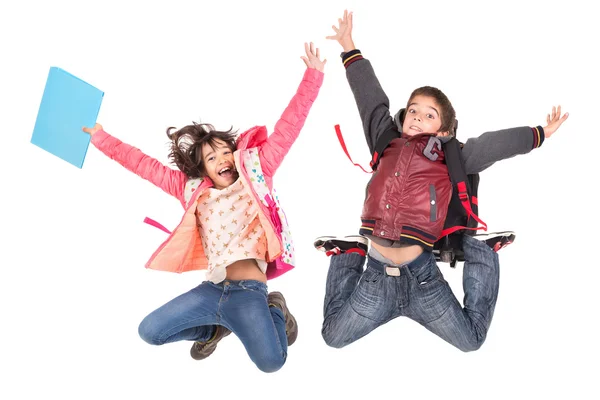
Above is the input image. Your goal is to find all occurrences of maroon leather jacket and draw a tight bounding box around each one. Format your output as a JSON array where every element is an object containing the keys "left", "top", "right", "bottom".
[{"left": 359, "top": 133, "right": 452, "bottom": 249}]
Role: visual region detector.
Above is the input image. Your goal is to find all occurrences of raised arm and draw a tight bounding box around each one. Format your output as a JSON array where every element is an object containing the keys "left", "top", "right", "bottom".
[
  {"left": 462, "top": 106, "right": 569, "bottom": 174},
  {"left": 83, "top": 123, "right": 187, "bottom": 202},
  {"left": 327, "top": 10, "right": 395, "bottom": 154},
  {"left": 258, "top": 43, "right": 325, "bottom": 177}
]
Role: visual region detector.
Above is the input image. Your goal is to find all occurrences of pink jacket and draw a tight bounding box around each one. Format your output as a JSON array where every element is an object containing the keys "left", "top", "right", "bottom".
[{"left": 91, "top": 68, "right": 323, "bottom": 279}]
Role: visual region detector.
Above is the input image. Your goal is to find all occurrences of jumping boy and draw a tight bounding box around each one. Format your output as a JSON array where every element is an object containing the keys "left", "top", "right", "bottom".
[{"left": 315, "top": 10, "right": 569, "bottom": 352}]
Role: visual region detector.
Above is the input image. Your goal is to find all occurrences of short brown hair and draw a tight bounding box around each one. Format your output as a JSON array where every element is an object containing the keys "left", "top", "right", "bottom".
[{"left": 406, "top": 86, "right": 456, "bottom": 135}]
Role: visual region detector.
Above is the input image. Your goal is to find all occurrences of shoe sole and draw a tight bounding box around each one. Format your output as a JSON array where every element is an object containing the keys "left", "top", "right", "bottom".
[
  {"left": 473, "top": 231, "right": 516, "bottom": 241},
  {"left": 314, "top": 236, "right": 336, "bottom": 251},
  {"left": 313, "top": 235, "right": 369, "bottom": 251}
]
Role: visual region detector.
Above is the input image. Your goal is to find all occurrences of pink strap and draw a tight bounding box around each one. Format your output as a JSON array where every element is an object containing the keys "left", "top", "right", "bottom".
[{"left": 143, "top": 217, "right": 171, "bottom": 234}]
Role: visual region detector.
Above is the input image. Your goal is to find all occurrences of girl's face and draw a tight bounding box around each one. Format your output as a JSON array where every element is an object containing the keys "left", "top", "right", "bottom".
[
  {"left": 201, "top": 139, "right": 238, "bottom": 189},
  {"left": 402, "top": 95, "right": 449, "bottom": 137}
]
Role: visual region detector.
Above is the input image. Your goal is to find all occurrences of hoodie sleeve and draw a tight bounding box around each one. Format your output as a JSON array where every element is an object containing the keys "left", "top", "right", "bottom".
[
  {"left": 91, "top": 130, "right": 187, "bottom": 202},
  {"left": 258, "top": 68, "right": 324, "bottom": 178},
  {"left": 341, "top": 49, "right": 396, "bottom": 154},
  {"left": 462, "top": 126, "right": 545, "bottom": 174}
]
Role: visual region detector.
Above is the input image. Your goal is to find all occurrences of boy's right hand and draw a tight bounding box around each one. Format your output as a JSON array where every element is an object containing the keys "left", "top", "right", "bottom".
[
  {"left": 82, "top": 123, "right": 103, "bottom": 136},
  {"left": 543, "top": 106, "right": 568, "bottom": 138},
  {"left": 326, "top": 10, "right": 356, "bottom": 52}
]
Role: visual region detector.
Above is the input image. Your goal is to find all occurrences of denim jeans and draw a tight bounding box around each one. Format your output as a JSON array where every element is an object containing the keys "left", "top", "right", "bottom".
[
  {"left": 138, "top": 280, "right": 287, "bottom": 372},
  {"left": 322, "top": 235, "right": 500, "bottom": 352}
]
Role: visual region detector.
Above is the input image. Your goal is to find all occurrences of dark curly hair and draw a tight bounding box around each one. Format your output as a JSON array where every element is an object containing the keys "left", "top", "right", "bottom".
[
  {"left": 406, "top": 86, "right": 456, "bottom": 135},
  {"left": 166, "top": 122, "right": 238, "bottom": 179}
]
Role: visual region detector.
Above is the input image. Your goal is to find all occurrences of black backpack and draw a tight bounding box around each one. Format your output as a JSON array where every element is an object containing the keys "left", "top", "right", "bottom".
[{"left": 335, "top": 111, "right": 487, "bottom": 268}]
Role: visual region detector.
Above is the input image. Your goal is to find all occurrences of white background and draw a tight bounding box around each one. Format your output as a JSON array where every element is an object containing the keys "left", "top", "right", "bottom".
[{"left": 1, "top": 0, "right": 598, "bottom": 399}]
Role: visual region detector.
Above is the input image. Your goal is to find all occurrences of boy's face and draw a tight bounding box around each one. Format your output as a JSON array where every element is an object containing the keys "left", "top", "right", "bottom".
[
  {"left": 201, "top": 139, "right": 238, "bottom": 189},
  {"left": 402, "top": 95, "right": 449, "bottom": 137}
]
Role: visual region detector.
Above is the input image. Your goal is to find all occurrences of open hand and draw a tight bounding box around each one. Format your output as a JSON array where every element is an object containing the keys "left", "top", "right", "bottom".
[
  {"left": 301, "top": 42, "right": 327, "bottom": 72},
  {"left": 82, "top": 123, "right": 103, "bottom": 136},
  {"left": 543, "top": 106, "right": 568, "bottom": 138},
  {"left": 326, "top": 10, "right": 355, "bottom": 52}
]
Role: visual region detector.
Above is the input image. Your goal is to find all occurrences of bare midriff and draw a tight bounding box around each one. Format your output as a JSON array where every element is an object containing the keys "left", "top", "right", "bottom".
[
  {"left": 225, "top": 259, "right": 267, "bottom": 282},
  {"left": 371, "top": 241, "right": 424, "bottom": 265}
]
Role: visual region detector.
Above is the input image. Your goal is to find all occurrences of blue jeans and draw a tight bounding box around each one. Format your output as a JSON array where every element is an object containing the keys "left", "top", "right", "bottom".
[
  {"left": 138, "top": 280, "right": 287, "bottom": 372},
  {"left": 322, "top": 235, "right": 500, "bottom": 352}
]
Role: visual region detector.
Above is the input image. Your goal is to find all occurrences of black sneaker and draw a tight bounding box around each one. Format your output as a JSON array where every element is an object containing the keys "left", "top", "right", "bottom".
[
  {"left": 190, "top": 325, "right": 231, "bottom": 360},
  {"left": 314, "top": 235, "right": 369, "bottom": 256},
  {"left": 473, "top": 231, "right": 516, "bottom": 252},
  {"left": 268, "top": 291, "right": 298, "bottom": 346}
]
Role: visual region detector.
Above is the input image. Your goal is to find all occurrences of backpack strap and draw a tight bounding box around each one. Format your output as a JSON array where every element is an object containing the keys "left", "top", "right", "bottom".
[
  {"left": 370, "top": 128, "right": 401, "bottom": 170},
  {"left": 439, "top": 138, "right": 487, "bottom": 237},
  {"left": 334, "top": 125, "right": 400, "bottom": 173},
  {"left": 334, "top": 125, "right": 372, "bottom": 174},
  {"left": 143, "top": 217, "right": 171, "bottom": 234}
]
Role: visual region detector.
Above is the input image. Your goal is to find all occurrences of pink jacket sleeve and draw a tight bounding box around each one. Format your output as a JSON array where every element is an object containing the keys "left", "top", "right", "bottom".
[
  {"left": 91, "top": 130, "right": 187, "bottom": 202},
  {"left": 259, "top": 68, "right": 324, "bottom": 178}
]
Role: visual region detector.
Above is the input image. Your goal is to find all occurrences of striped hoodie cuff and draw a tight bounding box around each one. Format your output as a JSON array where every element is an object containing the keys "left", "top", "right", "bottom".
[
  {"left": 341, "top": 49, "right": 363, "bottom": 69},
  {"left": 532, "top": 126, "right": 545, "bottom": 149}
]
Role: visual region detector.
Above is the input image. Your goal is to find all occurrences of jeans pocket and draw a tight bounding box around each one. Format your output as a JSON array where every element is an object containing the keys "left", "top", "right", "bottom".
[
  {"left": 413, "top": 262, "right": 443, "bottom": 288},
  {"left": 352, "top": 275, "right": 389, "bottom": 322},
  {"left": 362, "top": 267, "right": 383, "bottom": 283}
]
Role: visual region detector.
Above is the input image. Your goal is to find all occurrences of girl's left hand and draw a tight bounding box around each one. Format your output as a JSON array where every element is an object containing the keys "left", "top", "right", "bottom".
[{"left": 301, "top": 42, "right": 327, "bottom": 72}]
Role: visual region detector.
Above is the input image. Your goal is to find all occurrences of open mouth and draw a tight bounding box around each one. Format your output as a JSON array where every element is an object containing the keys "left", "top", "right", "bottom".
[
  {"left": 218, "top": 166, "right": 235, "bottom": 178},
  {"left": 409, "top": 125, "right": 422, "bottom": 132}
]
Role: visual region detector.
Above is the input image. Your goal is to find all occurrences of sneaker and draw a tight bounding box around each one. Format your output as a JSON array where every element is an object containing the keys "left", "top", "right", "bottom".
[
  {"left": 268, "top": 291, "right": 298, "bottom": 346},
  {"left": 313, "top": 235, "right": 369, "bottom": 256},
  {"left": 473, "top": 231, "right": 516, "bottom": 252},
  {"left": 190, "top": 325, "right": 231, "bottom": 360}
]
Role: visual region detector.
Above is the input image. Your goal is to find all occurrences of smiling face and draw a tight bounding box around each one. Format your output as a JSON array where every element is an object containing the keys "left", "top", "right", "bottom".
[
  {"left": 201, "top": 139, "right": 238, "bottom": 189},
  {"left": 402, "top": 95, "right": 449, "bottom": 137}
]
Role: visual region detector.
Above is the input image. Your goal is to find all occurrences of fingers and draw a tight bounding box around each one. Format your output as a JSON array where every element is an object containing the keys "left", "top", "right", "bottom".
[
  {"left": 301, "top": 42, "right": 326, "bottom": 71},
  {"left": 304, "top": 42, "right": 319, "bottom": 58},
  {"left": 557, "top": 105, "right": 569, "bottom": 123}
]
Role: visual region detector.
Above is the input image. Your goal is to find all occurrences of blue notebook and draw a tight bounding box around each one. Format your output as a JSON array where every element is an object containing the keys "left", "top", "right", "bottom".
[{"left": 31, "top": 67, "right": 104, "bottom": 168}]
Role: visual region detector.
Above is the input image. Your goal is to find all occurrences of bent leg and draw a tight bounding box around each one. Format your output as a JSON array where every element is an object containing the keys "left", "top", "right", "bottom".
[
  {"left": 408, "top": 237, "right": 499, "bottom": 351},
  {"left": 138, "top": 282, "right": 220, "bottom": 345},
  {"left": 322, "top": 254, "right": 394, "bottom": 348},
  {"left": 221, "top": 281, "right": 287, "bottom": 373}
]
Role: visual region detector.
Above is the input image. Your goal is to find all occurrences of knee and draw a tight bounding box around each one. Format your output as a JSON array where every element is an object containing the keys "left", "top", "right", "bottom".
[
  {"left": 321, "top": 326, "right": 349, "bottom": 349},
  {"left": 138, "top": 317, "right": 164, "bottom": 346},
  {"left": 456, "top": 337, "right": 485, "bottom": 353},
  {"left": 254, "top": 353, "right": 286, "bottom": 373}
]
